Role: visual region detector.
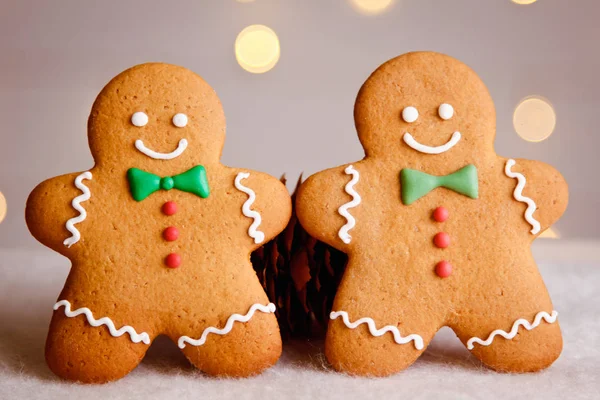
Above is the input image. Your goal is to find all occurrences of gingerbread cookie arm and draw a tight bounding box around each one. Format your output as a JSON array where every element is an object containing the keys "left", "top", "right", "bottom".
[
  {"left": 296, "top": 164, "right": 361, "bottom": 250},
  {"left": 231, "top": 169, "right": 292, "bottom": 248},
  {"left": 504, "top": 158, "right": 568, "bottom": 235},
  {"left": 26, "top": 171, "right": 93, "bottom": 253}
]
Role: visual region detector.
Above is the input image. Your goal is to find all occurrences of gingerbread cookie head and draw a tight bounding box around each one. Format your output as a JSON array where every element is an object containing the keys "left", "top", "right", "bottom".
[
  {"left": 295, "top": 51, "right": 568, "bottom": 376},
  {"left": 354, "top": 52, "right": 496, "bottom": 166},
  {"left": 25, "top": 63, "right": 291, "bottom": 382},
  {"left": 88, "top": 63, "right": 225, "bottom": 169}
]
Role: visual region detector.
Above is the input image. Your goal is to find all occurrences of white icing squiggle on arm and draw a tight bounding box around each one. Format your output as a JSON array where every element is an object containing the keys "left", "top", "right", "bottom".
[
  {"left": 330, "top": 311, "right": 424, "bottom": 350},
  {"left": 467, "top": 310, "right": 558, "bottom": 350},
  {"left": 234, "top": 172, "right": 265, "bottom": 244},
  {"left": 504, "top": 159, "right": 541, "bottom": 234},
  {"left": 64, "top": 171, "right": 92, "bottom": 248},
  {"left": 178, "top": 303, "right": 276, "bottom": 348},
  {"left": 54, "top": 300, "right": 150, "bottom": 344},
  {"left": 337, "top": 165, "right": 361, "bottom": 244}
]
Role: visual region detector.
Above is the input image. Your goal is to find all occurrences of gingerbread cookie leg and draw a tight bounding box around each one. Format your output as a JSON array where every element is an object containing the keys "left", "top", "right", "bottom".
[
  {"left": 46, "top": 303, "right": 151, "bottom": 383},
  {"left": 451, "top": 255, "right": 562, "bottom": 372},
  {"left": 325, "top": 259, "right": 443, "bottom": 377},
  {"left": 177, "top": 309, "right": 281, "bottom": 377},
  {"left": 171, "top": 266, "right": 282, "bottom": 377}
]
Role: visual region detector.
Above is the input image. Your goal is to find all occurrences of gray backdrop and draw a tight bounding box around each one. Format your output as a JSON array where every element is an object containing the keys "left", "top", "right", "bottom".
[{"left": 0, "top": 0, "right": 598, "bottom": 248}]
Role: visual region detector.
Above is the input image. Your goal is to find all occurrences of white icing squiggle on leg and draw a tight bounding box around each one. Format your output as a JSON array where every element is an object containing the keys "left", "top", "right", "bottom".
[
  {"left": 64, "top": 171, "right": 92, "bottom": 247},
  {"left": 330, "top": 310, "right": 424, "bottom": 350},
  {"left": 234, "top": 172, "right": 265, "bottom": 244},
  {"left": 504, "top": 159, "right": 541, "bottom": 234},
  {"left": 467, "top": 310, "right": 558, "bottom": 350},
  {"left": 54, "top": 300, "right": 151, "bottom": 344},
  {"left": 178, "top": 303, "right": 276, "bottom": 348},
  {"left": 337, "top": 165, "right": 361, "bottom": 244}
]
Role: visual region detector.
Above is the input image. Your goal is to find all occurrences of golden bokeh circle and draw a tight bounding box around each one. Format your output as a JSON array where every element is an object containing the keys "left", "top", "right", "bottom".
[
  {"left": 513, "top": 96, "right": 556, "bottom": 142},
  {"left": 235, "top": 25, "right": 280, "bottom": 74},
  {"left": 0, "top": 192, "right": 6, "bottom": 224},
  {"left": 350, "top": 0, "right": 395, "bottom": 15},
  {"left": 512, "top": 0, "right": 537, "bottom": 4}
]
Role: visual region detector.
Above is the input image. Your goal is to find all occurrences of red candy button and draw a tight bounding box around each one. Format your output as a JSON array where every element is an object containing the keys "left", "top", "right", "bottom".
[
  {"left": 163, "top": 226, "right": 179, "bottom": 242},
  {"left": 165, "top": 253, "right": 181, "bottom": 268},
  {"left": 162, "top": 201, "right": 178, "bottom": 216},
  {"left": 433, "top": 207, "right": 449, "bottom": 222},
  {"left": 433, "top": 232, "right": 450, "bottom": 248},
  {"left": 435, "top": 261, "right": 452, "bottom": 278}
]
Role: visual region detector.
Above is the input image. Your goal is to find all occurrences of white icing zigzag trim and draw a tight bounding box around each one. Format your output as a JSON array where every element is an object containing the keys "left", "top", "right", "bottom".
[
  {"left": 504, "top": 159, "right": 541, "bottom": 234},
  {"left": 134, "top": 138, "right": 188, "bottom": 160},
  {"left": 330, "top": 311, "right": 424, "bottom": 350},
  {"left": 403, "top": 131, "right": 461, "bottom": 154},
  {"left": 54, "top": 300, "right": 151, "bottom": 344},
  {"left": 63, "top": 171, "right": 92, "bottom": 248},
  {"left": 337, "top": 165, "right": 361, "bottom": 244},
  {"left": 234, "top": 172, "right": 265, "bottom": 244},
  {"left": 467, "top": 310, "right": 558, "bottom": 350},
  {"left": 178, "top": 303, "right": 276, "bottom": 349}
]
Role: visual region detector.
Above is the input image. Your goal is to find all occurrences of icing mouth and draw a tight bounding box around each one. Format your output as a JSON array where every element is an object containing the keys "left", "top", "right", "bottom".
[
  {"left": 135, "top": 138, "right": 188, "bottom": 160},
  {"left": 403, "top": 131, "right": 461, "bottom": 154}
]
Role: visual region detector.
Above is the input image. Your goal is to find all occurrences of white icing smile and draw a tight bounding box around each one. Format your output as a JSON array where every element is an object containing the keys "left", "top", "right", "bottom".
[
  {"left": 135, "top": 138, "right": 188, "bottom": 160},
  {"left": 403, "top": 131, "right": 461, "bottom": 155}
]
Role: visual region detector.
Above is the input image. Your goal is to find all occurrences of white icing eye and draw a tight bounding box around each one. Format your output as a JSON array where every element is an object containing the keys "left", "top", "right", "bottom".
[
  {"left": 172, "top": 113, "right": 188, "bottom": 128},
  {"left": 438, "top": 103, "right": 454, "bottom": 120},
  {"left": 131, "top": 112, "right": 148, "bottom": 127},
  {"left": 402, "top": 106, "right": 419, "bottom": 123}
]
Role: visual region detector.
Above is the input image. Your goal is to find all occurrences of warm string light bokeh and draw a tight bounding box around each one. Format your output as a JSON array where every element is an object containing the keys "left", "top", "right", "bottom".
[
  {"left": 0, "top": 192, "right": 6, "bottom": 224},
  {"left": 513, "top": 96, "right": 556, "bottom": 143},
  {"left": 235, "top": 24, "right": 280, "bottom": 74},
  {"left": 350, "top": 0, "right": 395, "bottom": 15},
  {"left": 540, "top": 228, "right": 559, "bottom": 239}
]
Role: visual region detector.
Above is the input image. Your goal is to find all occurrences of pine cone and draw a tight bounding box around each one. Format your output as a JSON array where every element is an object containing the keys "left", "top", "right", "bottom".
[{"left": 251, "top": 176, "right": 348, "bottom": 339}]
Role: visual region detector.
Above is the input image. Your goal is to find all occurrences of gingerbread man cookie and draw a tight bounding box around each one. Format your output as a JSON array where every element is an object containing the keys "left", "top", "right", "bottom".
[
  {"left": 26, "top": 63, "right": 291, "bottom": 382},
  {"left": 296, "top": 52, "right": 568, "bottom": 376}
]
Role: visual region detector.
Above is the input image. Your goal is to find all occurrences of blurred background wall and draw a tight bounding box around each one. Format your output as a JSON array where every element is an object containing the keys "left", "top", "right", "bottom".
[{"left": 0, "top": 0, "right": 599, "bottom": 248}]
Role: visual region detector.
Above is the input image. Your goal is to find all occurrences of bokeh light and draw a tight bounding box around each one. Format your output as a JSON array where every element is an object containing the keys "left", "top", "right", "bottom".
[
  {"left": 350, "top": 0, "right": 395, "bottom": 15},
  {"left": 512, "top": 0, "right": 537, "bottom": 4},
  {"left": 235, "top": 25, "right": 280, "bottom": 74},
  {"left": 513, "top": 96, "right": 556, "bottom": 142},
  {"left": 0, "top": 192, "right": 6, "bottom": 223},
  {"left": 540, "top": 227, "right": 559, "bottom": 239}
]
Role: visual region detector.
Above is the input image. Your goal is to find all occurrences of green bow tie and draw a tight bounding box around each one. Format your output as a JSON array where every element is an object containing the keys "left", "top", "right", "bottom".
[
  {"left": 127, "top": 165, "right": 210, "bottom": 202},
  {"left": 400, "top": 164, "right": 478, "bottom": 205}
]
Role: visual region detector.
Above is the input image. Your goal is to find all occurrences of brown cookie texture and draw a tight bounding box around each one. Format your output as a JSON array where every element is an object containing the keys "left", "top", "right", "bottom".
[
  {"left": 26, "top": 63, "right": 291, "bottom": 383},
  {"left": 295, "top": 52, "right": 568, "bottom": 376}
]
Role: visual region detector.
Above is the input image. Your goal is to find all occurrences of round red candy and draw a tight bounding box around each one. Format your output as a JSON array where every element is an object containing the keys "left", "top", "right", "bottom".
[
  {"left": 433, "top": 207, "right": 449, "bottom": 222},
  {"left": 165, "top": 253, "right": 181, "bottom": 268},
  {"left": 162, "top": 201, "right": 178, "bottom": 216},
  {"left": 433, "top": 232, "right": 450, "bottom": 248},
  {"left": 435, "top": 261, "right": 452, "bottom": 278},
  {"left": 163, "top": 226, "right": 179, "bottom": 241}
]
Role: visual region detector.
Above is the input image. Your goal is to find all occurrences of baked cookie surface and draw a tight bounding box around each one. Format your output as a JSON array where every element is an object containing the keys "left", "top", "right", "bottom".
[
  {"left": 26, "top": 63, "right": 291, "bottom": 382},
  {"left": 296, "top": 52, "right": 568, "bottom": 376}
]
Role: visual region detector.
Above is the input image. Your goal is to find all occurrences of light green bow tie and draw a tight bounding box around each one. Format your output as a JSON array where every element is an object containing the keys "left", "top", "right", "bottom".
[
  {"left": 127, "top": 165, "right": 210, "bottom": 202},
  {"left": 400, "top": 164, "right": 478, "bottom": 205}
]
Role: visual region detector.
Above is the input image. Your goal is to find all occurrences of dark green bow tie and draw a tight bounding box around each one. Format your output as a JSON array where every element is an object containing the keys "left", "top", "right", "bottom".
[
  {"left": 127, "top": 166, "right": 210, "bottom": 202},
  {"left": 400, "top": 164, "right": 478, "bottom": 205}
]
